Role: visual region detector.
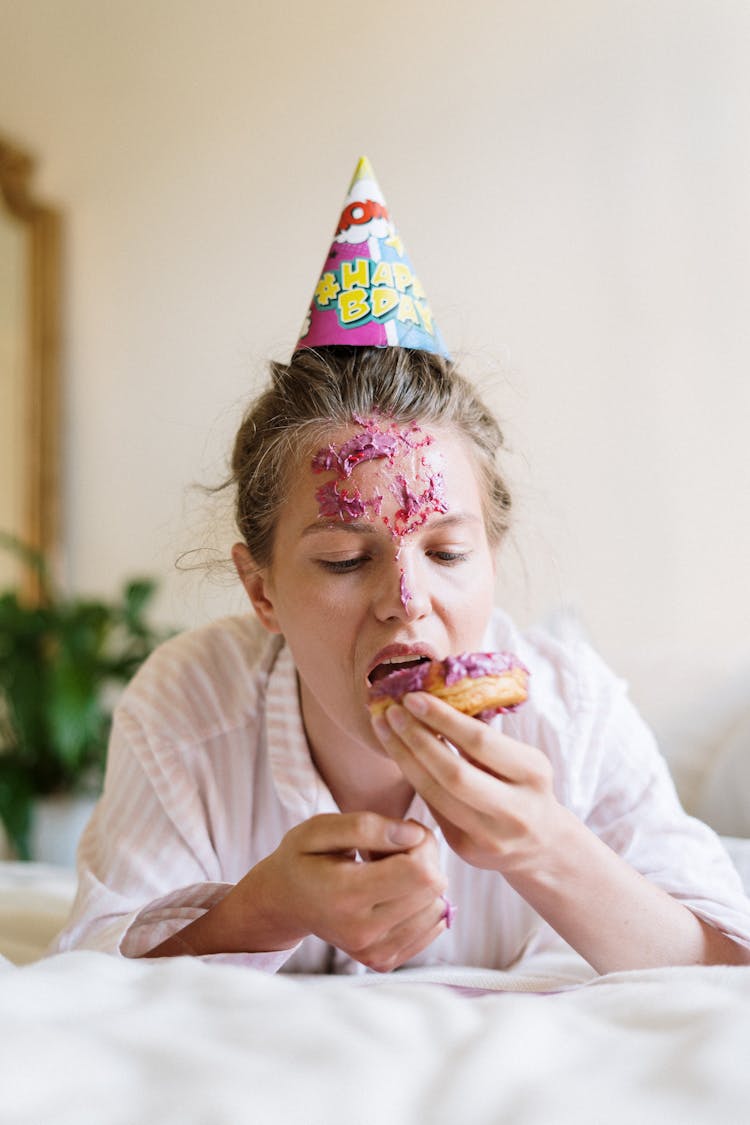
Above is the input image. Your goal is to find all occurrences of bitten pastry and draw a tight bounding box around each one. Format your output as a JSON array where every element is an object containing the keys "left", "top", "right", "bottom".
[{"left": 368, "top": 652, "right": 529, "bottom": 721}]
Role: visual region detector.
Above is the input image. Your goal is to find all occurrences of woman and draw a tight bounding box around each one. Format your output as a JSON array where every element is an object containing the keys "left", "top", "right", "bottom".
[{"left": 53, "top": 345, "right": 750, "bottom": 972}]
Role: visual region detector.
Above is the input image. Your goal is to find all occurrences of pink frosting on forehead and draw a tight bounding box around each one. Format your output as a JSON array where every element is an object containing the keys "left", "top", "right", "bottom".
[
  {"left": 385, "top": 472, "right": 447, "bottom": 537},
  {"left": 310, "top": 419, "right": 446, "bottom": 536},
  {"left": 311, "top": 430, "right": 402, "bottom": 479},
  {"left": 314, "top": 481, "right": 383, "bottom": 523}
]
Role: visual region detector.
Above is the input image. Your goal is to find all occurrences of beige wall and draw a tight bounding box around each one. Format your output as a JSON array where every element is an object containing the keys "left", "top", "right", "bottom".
[{"left": 1, "top": 0, "right": 750, "bottom": 698}]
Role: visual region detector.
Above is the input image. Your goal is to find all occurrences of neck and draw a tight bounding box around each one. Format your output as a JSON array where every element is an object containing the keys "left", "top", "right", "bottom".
[
  {"left": 323, "top": 767, "right": 415, "bottom": 820},
  {"left": 299, "top": 682, "right": 415, "bottom": 819}
]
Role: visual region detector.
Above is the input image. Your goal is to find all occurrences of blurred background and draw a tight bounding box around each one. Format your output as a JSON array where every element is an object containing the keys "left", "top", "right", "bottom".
[{"left": 2, "top": 0, "right": 750, "bottom": 704}]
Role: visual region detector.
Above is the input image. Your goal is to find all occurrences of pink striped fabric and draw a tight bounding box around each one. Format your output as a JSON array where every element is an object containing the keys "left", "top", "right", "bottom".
[{"left": 50, "top": 610, "right": 750, "bottom": 969}]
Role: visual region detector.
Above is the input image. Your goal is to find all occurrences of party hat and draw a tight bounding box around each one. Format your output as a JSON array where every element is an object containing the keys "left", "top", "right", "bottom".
[{"left": 295, "top": 156, "right": 449, "bottom": 357}]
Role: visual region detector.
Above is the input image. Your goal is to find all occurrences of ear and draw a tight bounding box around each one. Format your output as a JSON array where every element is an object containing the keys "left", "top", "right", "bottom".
[{"left": 231, "top": 542, "right": 282, "bottom": 634}]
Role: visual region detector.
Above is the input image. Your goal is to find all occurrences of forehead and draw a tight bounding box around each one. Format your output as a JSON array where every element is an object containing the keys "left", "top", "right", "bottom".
[
  {"left": 301, "top": 418, "right": 479, "bottom": 481},
  {"left": 309, "top": 417, "right": 439, "bottom": 472},
  {"left": 291, "top": 417, "right": 482, "bottom": 524}
]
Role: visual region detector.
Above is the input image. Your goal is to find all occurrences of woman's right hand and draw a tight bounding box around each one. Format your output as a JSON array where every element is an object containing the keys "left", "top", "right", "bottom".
[{"left": 230, "top": 813, "right": 448, "bottom": 972}]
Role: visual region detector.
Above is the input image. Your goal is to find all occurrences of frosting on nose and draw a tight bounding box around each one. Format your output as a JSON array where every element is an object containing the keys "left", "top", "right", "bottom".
[{"left": 399, "top": 567, "right": 412, "bottom": 612}]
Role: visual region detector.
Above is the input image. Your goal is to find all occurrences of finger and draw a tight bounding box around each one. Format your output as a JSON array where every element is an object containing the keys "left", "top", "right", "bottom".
[
  {"left": 383, "top": 705, "right": 502, "bottom": 812},
  {"left": 371, "top": 709, "right": 493, "bottom": 831},
  {"left": 370, "top": 876, "right": 444, "bottom": 922},
  {"left": 361, "top": 895, "right": 449, "bottom": 973},
  {"left": 364, "top": 819, "right": 440, "bottom": 859},
  {"left": 360, "top": 843, "right": 447, "bottom": 906},
  {"left": 295, "top": 811, "right": 427, "bottom": 858},
  {"left": 402, "top": 692, "right": 536, "bottom": 782}
]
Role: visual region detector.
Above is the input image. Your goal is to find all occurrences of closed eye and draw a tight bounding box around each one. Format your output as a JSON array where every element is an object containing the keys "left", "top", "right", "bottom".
[
  {"left": 318, "top": 556, "right": 369, "bottom": 572},
  {"left": 428, "top": 550, "right": 470, "bottom": 564}
]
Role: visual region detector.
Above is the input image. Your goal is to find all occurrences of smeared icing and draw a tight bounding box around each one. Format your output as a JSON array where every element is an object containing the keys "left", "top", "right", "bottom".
[
  {"left": 442, "top": 652, "right": 527, "bottom": 685},
  {"left": 312, "top": 420, "right": 451, "bottom": 616},
  {"left": 399, "top": 568, "right": 412, "bottom": 610},
  {"left": 314, "top": 481, "right": 383, "bottom": 523},
  {"left": 312, "top": 430, "right": 401, "bottom": 479},
  {"left": 311, "top": 420, "right": 447, "bottom": 540},
  {"left": 386, "top": 472, "right": 447, "bottom": 537}
]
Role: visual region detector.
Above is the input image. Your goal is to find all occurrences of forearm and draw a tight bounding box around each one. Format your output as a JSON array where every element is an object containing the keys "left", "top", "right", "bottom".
[
  {"left": 506, "top": 806, "right": 750, "bottom": 973},
  {"left": 142, "top": 813, "right": 441, "bottom": 965},
  {"left": 142, "top": 857, "right": 305, "bottom": 958}
]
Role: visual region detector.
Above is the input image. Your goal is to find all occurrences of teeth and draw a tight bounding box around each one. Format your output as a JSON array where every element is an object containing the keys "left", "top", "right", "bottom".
[{"left": 368, "top": 654, "right": 430, "bottom": 685}]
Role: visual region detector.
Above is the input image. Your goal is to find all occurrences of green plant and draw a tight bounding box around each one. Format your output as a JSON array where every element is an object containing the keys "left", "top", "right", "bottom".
[{"left": 0, "top": 533, "right": 171, "bottom": 859}]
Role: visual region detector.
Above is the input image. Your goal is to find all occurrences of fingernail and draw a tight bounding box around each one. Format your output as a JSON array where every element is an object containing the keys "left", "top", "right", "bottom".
[
  {"left": 388, "top": 821, "right": 424, "bottom": 847},
  {"left": 403, "top": 692, "right": 427, "bottom": 715}
]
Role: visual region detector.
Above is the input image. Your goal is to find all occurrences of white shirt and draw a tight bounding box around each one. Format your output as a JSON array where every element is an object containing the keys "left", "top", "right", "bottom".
[{"left": 51, "top": 609, "right": 750, "bottom": 970}]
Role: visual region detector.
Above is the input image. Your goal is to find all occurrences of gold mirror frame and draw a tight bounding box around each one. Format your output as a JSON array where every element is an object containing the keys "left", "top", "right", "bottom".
[{"left": 0, "top": 136, "right": 60, "bottom": 599}]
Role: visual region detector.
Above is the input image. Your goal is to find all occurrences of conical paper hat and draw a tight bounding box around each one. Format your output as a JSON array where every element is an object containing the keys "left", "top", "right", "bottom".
[{"left": 295, "top": 156, "right": 449, "bottom": 357}]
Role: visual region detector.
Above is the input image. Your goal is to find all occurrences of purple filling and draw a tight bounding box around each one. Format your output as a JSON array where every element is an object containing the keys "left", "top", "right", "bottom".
[
  {"left": 370, "top": 661, "right": 433, "bottom": 698},
  {"left": 369, "top": 651, "right": 529, "bottom": 703}
]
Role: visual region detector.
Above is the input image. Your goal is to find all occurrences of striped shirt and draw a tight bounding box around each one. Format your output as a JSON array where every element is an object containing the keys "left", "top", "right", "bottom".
[{"left": 51, "top": 610, "right": 750, "bottom": 970}]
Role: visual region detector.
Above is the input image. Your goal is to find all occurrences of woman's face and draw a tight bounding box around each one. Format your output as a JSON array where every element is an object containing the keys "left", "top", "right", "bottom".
[{"left": 236, "top": 417, "right": 497, "bottom": 761}]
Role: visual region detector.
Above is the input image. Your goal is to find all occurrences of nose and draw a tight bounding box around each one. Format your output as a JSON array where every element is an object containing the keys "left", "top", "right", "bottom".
[{"left": 373, "top": 549, "right": 430, "bottom": 623}]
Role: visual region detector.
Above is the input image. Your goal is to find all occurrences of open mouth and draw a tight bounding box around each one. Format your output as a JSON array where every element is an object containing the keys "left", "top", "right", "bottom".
[{"left": 367, "top": 655, "right": 431, "bottom": 686}]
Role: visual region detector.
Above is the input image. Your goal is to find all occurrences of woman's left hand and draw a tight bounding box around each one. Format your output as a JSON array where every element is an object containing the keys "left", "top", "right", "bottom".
[{"left": 371, "top": 692, "right": 562, "bottom": 877}]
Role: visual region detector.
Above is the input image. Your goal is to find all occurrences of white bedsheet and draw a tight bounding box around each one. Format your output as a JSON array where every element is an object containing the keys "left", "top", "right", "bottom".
[
  {"left": 2, "top": 841, "right": 750, "bottom": 1125},
  {"left": 1, "top": 950, "right": 749, "bottom": 1125}
]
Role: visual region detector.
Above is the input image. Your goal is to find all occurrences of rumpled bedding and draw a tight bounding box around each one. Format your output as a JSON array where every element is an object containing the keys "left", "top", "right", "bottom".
[
  {"left": 2, "top": 950, "right": 750, "bottom": 1124},
  {"left": 1, "top": 839, "right": 749, "bottom": 1125}
]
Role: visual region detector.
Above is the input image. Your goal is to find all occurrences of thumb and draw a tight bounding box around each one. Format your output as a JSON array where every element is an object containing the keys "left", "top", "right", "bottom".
[
  {"left": 385, "top": 818, "right": 426, "bottom": 847},
  {"left": 301, "top": 812, "right": 425, "bottom": 856}
]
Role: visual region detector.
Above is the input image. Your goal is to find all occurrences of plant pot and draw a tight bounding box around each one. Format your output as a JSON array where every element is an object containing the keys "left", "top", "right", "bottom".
[{"left": 29, "top": 794, "right": 98, "bottom": 868}]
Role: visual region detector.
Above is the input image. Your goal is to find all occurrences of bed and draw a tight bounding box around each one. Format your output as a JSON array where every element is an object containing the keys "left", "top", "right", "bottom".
[{"left": 2, "top": 657, "right": 750, "bottom": 1124}]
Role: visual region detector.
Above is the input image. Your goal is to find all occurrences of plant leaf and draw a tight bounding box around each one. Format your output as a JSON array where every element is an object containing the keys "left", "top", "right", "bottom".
[{"left": 0, "top": 758, "right": 33, "bottom": 859}]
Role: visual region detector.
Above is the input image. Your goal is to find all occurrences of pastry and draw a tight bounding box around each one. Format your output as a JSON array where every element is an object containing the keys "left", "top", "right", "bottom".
[{"left": 368, "top": 651, "right": 528, "bottom": 720}]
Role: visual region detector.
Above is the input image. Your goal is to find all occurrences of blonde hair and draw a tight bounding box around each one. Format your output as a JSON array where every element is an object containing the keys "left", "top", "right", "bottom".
[{"left": 229, "top": 347, "right": 512, "bottom": 567}]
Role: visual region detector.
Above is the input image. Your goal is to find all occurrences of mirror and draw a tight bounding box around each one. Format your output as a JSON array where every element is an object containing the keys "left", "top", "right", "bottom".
[{"left": 0, "top": 137, "right": 60, "bottom": 598}]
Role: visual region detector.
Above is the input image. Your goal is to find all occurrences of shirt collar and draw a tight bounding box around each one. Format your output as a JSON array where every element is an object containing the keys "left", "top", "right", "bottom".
[
  {"left": 264, "top": 639, "right": 339, "bottom": 819},
  {"left": 264, "top": 638, "right": 435, "bottom": 829}
]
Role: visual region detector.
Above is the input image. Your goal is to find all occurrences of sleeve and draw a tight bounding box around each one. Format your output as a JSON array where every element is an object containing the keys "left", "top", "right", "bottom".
[
  {"left": 550, "top": 640, "right": 750, "bottom": 952},
  {"left": 48, "top": 705, "right": 300, "bottom": 971}
]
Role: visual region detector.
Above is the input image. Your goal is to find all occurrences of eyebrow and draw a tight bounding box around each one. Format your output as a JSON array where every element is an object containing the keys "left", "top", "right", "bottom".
[{"left": 300, "top": 512, "right": 482, "bottom": 538}]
